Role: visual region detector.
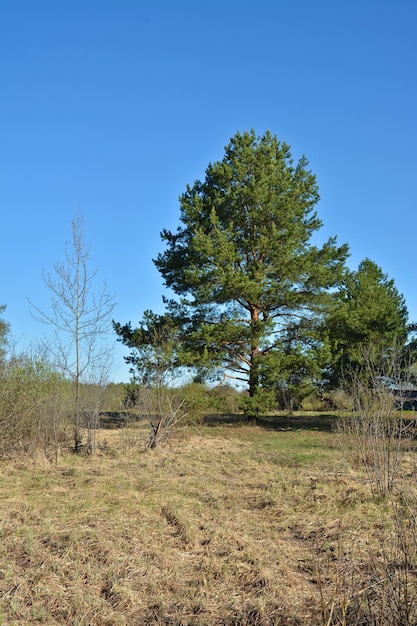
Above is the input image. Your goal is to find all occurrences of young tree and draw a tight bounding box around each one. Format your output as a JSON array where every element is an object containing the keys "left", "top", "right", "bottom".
[
  {"left": 114, "top": 311, "right": 188, "bottom": 448},
  {"left": 152, "top": 130, "right": 349, "bottom": 400},
  {"left": 30, "top": 212, "right": 116, "bottom": 451},
  {"left": 324, "top": 258, "right": 409, "bottom": 387},
  {"left": 114, "top": 311, "right": 179, "bottom": 388}
]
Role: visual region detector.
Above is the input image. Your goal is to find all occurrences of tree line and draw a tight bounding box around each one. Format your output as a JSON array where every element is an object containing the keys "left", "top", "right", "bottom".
[{"left": 0, "top": 129, "right": 413, "bottom": 455}]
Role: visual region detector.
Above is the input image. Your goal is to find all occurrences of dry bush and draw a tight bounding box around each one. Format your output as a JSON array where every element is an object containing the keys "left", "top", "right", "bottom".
[
  {"left": 336, "top": 347, "right": 416, "bottom": 498},
  {"left": 125, "top": 385, "right": 190, "bottom": 450},
  {"left": 315, "top": 487, "right": 417, "bottom": 625}
]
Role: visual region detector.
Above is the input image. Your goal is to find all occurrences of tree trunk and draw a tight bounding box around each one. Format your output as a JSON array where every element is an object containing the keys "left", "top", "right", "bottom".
[{"left": 249, "top": 306, "right": 260, "bottom": 398}]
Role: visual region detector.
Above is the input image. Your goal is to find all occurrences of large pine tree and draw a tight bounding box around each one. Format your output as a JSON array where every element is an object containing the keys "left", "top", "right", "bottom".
[{"left": 149, "top": 130, "right": 349, "bottom": 398}]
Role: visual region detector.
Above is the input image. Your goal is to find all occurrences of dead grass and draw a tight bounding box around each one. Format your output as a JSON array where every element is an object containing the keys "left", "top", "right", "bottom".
[{"left": 0, "top": 419, "right": 416, "bottom": 624}]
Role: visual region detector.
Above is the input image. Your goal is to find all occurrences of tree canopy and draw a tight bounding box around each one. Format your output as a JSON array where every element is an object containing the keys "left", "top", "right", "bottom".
[{"left": 146, "top": 130, "right": 349, "bottom": 399}]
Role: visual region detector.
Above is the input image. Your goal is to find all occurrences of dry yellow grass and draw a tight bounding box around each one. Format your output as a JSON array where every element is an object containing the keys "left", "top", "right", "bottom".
[{"left": 0, "top": 422, "right": 416, "bottom": 625}]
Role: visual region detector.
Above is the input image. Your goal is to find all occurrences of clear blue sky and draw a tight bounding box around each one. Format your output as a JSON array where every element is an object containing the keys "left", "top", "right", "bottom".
[{"left": 1, "top": 0, "right": 416, "bottom": 382}]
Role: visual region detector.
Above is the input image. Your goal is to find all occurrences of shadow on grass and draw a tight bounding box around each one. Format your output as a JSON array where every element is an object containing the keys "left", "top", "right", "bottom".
[
  {"left": 202, "top": 412, "right": 338, "bottom": 432},
  {"left": 98, "top": 411, "right": 143, "bottom": 429},
  {"left": 97, "top": 411, "right": 340, "bottom": 433}
]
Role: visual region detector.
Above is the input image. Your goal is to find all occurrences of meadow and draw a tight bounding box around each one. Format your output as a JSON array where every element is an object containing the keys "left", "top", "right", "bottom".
[{"left": 1, "top": 413, "right": 416, "bottom": 625}]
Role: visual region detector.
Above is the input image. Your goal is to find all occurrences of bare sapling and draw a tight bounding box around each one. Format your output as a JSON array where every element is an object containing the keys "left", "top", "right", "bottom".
[{"left": 30, "top": 211, "right": 116, "bottom": 453}]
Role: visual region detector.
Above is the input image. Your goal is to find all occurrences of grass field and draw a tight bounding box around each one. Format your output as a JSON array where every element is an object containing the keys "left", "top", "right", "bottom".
[{"left": 1, "top": 413, "right": 417, "bottom": 625}]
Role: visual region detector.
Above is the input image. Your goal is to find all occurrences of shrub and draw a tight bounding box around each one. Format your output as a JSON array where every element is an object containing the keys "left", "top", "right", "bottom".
[{"left": 0, "top": 356, "right": 71, "bottom": 460}]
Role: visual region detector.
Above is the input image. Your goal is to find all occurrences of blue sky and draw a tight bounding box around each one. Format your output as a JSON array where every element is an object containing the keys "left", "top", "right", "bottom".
[{"left": 1, "top": 0, "right": 416, "bottom": 382}]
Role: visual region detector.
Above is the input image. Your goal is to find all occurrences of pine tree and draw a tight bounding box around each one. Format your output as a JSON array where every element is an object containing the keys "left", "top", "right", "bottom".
[
  {"left": 325, "top": 258, "right": 409, "bottom": 386},
  {"left": 151, "top": 130, "right": 349, "bottom": 399}
]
